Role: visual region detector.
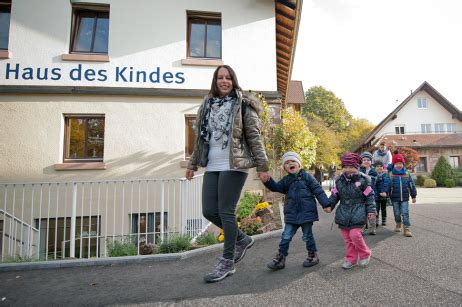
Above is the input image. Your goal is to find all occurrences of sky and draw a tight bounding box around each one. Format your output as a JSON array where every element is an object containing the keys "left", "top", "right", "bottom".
[{"left": 292, "top": 0, "right": 462, "bottom": 124}]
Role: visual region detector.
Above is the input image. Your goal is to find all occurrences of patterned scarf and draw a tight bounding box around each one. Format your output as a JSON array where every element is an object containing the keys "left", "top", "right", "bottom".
[{"left": 200, "top": 90, "right": 236, "bottom": 149}]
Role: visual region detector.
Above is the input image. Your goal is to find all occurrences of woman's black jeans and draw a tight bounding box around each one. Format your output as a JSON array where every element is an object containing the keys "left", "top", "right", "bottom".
[{"left": 202, "top": 171, "right": 248, "bottom": 260}]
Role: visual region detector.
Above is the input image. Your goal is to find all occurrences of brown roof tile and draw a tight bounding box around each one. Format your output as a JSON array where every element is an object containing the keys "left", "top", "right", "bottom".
[
  {"left": 382, "top": 133, "right": 462, "bottom": 148},
  {"left": 286, "top": 80, "right": 305, "bottom": 105}
]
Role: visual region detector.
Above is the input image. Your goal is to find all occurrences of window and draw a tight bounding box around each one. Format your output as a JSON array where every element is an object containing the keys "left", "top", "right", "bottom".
[
  {"left": 395, "top": 125, "right": 405, "bottom": 134},
  {"left": 187, "top": 11, "right": 221, "bottom": 59},
  {"left": 130, "top": 212, "right": 168, "bottom": 244},
  {"left": 185, "top": 115, "right": 197, "bottom": 158},
  {"left": 449, "top": 156, "right": 460, "bottom": 169},
  {"left": 447, "top": 123, "right": 456, "bottom": 133},
  {"left": 421, "top": 124, "right": 432, "bottom": 133},
  {"left": 0, "top": 0, "right": 11, "bottom": 50},
  {"left": 434, "top": 123, "right": 445, "bottom": 133},
  {"left": 64, "top": 115, "right": 105, "bottom": 162},
  {"left": 415, "top": 157, "right": 427, "bottom": 172},
  {"left": 417, "top": 98, "right": 427, "bottom": 109},
  {"left": 36, "top": 216, "right": 100, "bottom": 259},
  {"left": 70, "top": 4, "right": 109, "bottom": 54}
]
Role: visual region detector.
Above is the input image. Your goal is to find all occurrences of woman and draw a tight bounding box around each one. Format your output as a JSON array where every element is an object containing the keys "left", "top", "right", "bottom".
[
  {"left": 314, "top": 163, "right": 324, "bottom": 185},
  {"left": 185, "top": 65, "right": 269, "bottom": 283},
  {"left": 328, "top": 161, "right": 337, "bottom": 191}
]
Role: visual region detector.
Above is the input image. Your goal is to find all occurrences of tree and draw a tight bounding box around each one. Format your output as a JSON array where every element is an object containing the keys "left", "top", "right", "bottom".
[
  {"left": 431, "top": 156, "right": 454, "bottom": 186},
  {"left": 398, "top": 147, "right": 419, "bottom": 172},
  {"left": 302, "top": 86, "right": 352, "bottom": 133},
  {"left": 338, "top": 118, "right": 375, "bottom": 152},
  {"left": 304, "top": 113, "right": 341, "bottom": 166},
  {"left": 271, "top": 108, "right": 318, "bottom": 170}
]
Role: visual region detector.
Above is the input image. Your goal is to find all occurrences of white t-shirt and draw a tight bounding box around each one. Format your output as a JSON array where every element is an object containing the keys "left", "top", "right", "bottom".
[{"left": 205, "top": 131, "right": 248, "bottom": 173}]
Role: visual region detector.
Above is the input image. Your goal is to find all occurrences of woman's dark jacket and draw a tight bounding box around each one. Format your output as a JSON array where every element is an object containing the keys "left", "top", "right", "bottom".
[
  {"left": 264, "top": 170, "right": 330, "bottom": 224},
  {"left": 329, "top": 172, "right": 376, "bottom": 229},
  {"left": 383, "top": 168, "right": 417, "bottom": 202}
]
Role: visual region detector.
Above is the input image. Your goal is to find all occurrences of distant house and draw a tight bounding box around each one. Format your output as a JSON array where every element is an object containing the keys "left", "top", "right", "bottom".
[
  {"left": 356, "top": 81, "right": 462, "bottom": 174},
  {"left": 286, "top": 80, "right": 305, "bottom": 112}
]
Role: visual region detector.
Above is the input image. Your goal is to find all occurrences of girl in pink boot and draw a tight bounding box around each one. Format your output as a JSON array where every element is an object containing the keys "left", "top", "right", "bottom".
[{"left": 329, "top": 152, "right": 376, "bottom": 269}]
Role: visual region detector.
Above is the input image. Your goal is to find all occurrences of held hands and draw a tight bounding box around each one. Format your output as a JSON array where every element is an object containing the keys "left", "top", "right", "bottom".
[
  {"left": 185, "top": 169, "right": 194, "bottom": 181},
  {"left": 323, "top": 207, "right": 332, "bottom": 213},
  {"left": 379, "top": 192, "right": 387, "bottom": 197},
  {"left": 257, "top": 172, "right": 270, "bottom": 183},
  {"left": 412, "top": 198, "right": 416, "bottom": 203}
]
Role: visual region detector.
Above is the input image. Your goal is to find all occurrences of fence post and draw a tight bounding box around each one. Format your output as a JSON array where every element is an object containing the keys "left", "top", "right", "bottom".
[
  {"left": 70, "top": 182, "right": 77, "bottom": 258},
  {"left": 180, "top": 180, "right": 186, "bottom": 235},
  {"left": 160, "top": 181, "right": 165, "bottom": 240}
]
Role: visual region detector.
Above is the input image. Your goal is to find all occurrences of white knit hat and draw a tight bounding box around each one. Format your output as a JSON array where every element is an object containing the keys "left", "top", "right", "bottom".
[{"left": 281, "top": 151, "right": 302, "bottom": 167}]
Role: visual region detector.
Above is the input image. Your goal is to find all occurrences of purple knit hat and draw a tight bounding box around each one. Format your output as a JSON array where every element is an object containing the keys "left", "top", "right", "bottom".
[{"left": 340, "top": 152, "right": 362, "bottom": 169}]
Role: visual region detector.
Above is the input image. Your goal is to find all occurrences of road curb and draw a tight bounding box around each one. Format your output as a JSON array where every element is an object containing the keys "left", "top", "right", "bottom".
[{"left": 0, "top": 229, "right": 283, "bottom": 272}]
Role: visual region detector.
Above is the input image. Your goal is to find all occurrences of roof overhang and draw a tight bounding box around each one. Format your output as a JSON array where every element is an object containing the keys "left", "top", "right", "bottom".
[{"left": 275, "top": 0, "right": 302, "bottom": 105}]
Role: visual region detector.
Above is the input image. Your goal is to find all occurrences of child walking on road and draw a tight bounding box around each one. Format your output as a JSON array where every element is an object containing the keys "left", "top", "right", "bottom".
[
  {"left": 329, "top": 152, "right": 376, "bottom": 269},
  {"left": 260, "top": 152, "right": 331, "bottom": 270},
  {"left": 382, "top": 153, "right": 417, "bottom": 237},
  {"left": 374, "top": 161, "right": 388, "bottom": 226}
]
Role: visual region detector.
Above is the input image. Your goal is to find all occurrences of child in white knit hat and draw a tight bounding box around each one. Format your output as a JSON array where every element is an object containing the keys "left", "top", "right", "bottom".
[{"left": 261, "top": 151, "right": 332, "bottom": 270}]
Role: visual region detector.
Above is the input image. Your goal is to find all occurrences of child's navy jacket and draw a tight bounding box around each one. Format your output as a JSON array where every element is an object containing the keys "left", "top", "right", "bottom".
[{"left": 264, "top": 169, "right": 330, "bottom": 224}]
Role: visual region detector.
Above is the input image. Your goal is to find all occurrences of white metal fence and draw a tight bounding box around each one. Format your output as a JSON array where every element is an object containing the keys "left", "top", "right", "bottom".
[{"left": 0, "top": 174, "right": 207, "bottom": 263}]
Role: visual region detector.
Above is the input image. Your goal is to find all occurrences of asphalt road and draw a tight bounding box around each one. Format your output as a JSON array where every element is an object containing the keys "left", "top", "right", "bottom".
[{"left": 1, "top": 202, "right": 461, "bottom": 306}]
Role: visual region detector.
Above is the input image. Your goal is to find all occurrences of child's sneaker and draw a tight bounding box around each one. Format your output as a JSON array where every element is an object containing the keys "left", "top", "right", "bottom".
[
  {"left": 303, "top": 251, "right": 319, "bottom": 267},
  {"left": 403, "top": 227, "right": 413, "bottom": 237},
  {"left": 204, "top": 257, "right": 235, "bottom": 283},
  {"left": 267, "top": 252, "right": 286, "bottom": 270},
  {"left": 394, "top": 223, "right": 402, "bottom": 232},
  {"left": 358, "top": 256, "right": 371, "bottom": 267},
  {"left": 234, "top": 235, "right": 254, "bottom": 263},
  {"left": 342, "top": 261, "right": 357, "bottom": 269}
]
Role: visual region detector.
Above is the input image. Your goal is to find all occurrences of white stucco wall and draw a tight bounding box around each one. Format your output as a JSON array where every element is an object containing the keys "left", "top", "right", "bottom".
[
  {"left": 376, "top": 90, "right": 461, "bottom": 137},
  {"left": 2, "top": 0, "right": 276, "bottom": 91},
  {"left": 0, "top": 94, "right": 203, "bottom": 182}
]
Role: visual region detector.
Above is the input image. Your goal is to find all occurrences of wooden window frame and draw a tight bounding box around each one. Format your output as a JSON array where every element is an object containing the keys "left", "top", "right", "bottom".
[
  {"left": 185, "top": 114, "right": 197, "bottom": 159},
  {"left": 0, "top": 0, "right": 11, "bottom": 53},
  {"left": 63, "top": 114, "right": 105, "bottom": 163},
  {"left": 186, "top": 11, "right": 222, "bottom": 59},
  {"left": 69, "top": 4, "right": 110, "bottom": 55}
]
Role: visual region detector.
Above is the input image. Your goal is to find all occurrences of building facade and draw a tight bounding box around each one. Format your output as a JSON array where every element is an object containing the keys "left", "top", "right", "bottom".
[
  {"left": 357, "top": 81, "right": 462, "bottom": 174},
  {"left": 0, "top": 0, "right": 302, "bottom": 260}
]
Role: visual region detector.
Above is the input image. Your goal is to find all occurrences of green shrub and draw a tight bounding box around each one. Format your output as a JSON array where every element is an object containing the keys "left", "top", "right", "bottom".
[
  {"left": 195, "top": 232, "right": 218, "bottom": 246},
  {"left": 2, "top": 255, "right": 36, "bottom": 263},
  {"left": 239, "top": 216, "right": 262, "bottom": 236},
  {"left": 107, "top": 239, "right": 137, "bottom": 257},
  {"left": 236, "top": 192, "right": 261, "bottom": 220},
  {"left": 423, "top": 178, "right": 437, "bottom": 188},
  {"left": 431, "top": 156, "right": 454, "bottom": 186},
  {"left": 444, "top": 178, "right": 456, "bottom": 188},
  {"left": 453, "top": 168, "right": 462, "bottom": 186},
  {"left": 416, "top": 174, "right": 426, "bottom": 186},
  {"left": 158, "top": 234, "right": 192, "bottom": 254}
]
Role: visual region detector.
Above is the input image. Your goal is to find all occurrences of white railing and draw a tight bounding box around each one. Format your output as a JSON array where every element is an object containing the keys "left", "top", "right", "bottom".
[{"left": 0, "top": 175, "right": 207, "bottom": 263}]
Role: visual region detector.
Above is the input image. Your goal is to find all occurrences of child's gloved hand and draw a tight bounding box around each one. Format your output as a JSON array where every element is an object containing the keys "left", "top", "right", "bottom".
[
  {"left": 411, "top": 198, "right": 416, "bottom": 203},
  {"left": 323, "top": 207, "right": 331, "bottom": 213}
]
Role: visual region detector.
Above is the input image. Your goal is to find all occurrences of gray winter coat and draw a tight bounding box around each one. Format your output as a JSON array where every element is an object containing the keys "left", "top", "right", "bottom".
[
  {"left": 329, "top": 172, "right": 376, "bottom": 229},
  {"left": 187, "top": 90, "right": 269, "bottom": 172}
]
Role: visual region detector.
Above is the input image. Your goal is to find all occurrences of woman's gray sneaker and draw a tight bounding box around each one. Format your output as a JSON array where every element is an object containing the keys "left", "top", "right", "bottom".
[
  {"left": 234, "top": 236, "right": 254, "bottom": 263},
  {"left": 204, "top": 257, "right": 236, "bottom": 283}
]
